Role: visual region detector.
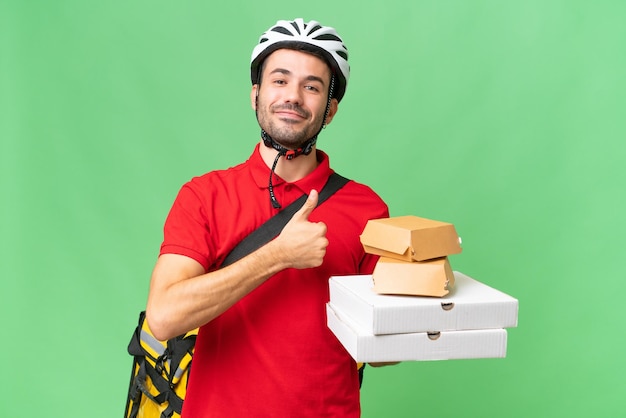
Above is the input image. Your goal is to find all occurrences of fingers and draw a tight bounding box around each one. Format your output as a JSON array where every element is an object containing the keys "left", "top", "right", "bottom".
[
  {"left": 294, "top": 189, "right": 318, "bottom": 221},
  {"left": 275, "top": 189, "right": 328, "bottom": 269}
]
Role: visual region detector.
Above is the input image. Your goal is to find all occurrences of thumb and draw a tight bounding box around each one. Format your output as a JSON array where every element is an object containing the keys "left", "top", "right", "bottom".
[{"left": 295, "top": 189, "right": 319, "bottom": 221}]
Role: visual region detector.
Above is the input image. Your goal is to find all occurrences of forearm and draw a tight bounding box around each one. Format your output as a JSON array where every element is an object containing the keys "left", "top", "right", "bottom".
[{"left": 146, "top": 240, "right": 289, "bottom": 340}]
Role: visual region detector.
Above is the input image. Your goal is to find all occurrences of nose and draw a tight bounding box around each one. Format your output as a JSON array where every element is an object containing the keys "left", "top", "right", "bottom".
[{"left": 283, "top": 83, "right": 303, "bottom": 105}]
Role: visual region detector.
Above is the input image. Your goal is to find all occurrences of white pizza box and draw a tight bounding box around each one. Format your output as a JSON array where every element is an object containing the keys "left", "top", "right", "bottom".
[
  {"left": 327, "top": 303, "right": 508, "bottom": 362},
  {"left": 329, "top": 271, "right": 518, "bottom": 335}
]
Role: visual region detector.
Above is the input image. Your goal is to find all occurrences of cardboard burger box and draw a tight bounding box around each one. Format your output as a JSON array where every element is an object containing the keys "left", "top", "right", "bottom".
[
  {"left": 328, "top": 272, "right": 518, "bottom": 335},
  {"left": 326, "top": 303, "right": 508, "bottom": 362},
  {"left": 360, "top": 215, "right": 462, "bottom": 262},
  {"left": 372, "top": 256, "right": 454, "bottom": 297}
]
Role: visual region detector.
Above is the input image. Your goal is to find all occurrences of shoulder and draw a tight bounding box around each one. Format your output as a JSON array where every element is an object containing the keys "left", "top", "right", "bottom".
[
  {"left": 343, "top": 178, "right": 387, "bottom": 206},
  {"left": 325, "top": 176, "right": 389, "bottom": 219},
  {"left": 188, "top": 160, "right": 249, "bottom": 187},
  {"left": 165, "top": 160, "right": 258, "bottom": 222},
  {"left": 180, "top": 160, "right": 251, "bottom": 197}
]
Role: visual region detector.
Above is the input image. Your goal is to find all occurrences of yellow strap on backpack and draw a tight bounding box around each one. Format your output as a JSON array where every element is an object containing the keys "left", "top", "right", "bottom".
[{"left": 124, "top": 312, "right": 198, "bottom": 418}]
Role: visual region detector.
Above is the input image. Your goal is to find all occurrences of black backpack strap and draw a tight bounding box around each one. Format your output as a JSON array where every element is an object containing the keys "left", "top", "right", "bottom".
[{"left": 222, "top": 173, "right": 349, "bottom": 267}]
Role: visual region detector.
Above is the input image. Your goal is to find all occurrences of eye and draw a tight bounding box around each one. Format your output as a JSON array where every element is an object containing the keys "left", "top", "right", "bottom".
[{"left": 304, "top": 85, "right": 320, "bottom": 92}]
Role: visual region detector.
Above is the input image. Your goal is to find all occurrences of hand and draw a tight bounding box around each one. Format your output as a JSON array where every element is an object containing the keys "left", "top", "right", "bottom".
[{"left": 274, "top": 189, "right": 329, "bottom": 269}]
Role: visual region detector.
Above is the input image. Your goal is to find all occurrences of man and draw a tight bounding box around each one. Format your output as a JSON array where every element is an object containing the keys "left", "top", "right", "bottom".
[{"left": 146, "top": 18, "right": 388, "bottom": 417}]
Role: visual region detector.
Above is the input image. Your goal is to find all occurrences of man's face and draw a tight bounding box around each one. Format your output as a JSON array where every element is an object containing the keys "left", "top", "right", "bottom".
[{"left": 252, "top": 48, "right": 338, "bottom": 150}]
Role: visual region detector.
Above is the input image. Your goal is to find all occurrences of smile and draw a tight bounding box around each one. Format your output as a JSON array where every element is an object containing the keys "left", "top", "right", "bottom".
[
  {"left": 271, "top": 104, "right": 309, "bottom": 120},
  {"left": 275, "top": 111, "right": 306, "bottom": 120}
]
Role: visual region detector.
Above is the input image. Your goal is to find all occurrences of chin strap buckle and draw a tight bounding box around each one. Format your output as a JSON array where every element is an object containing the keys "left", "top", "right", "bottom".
[{"left": 285, "top": 149, "right": 303, "bottom": 160}]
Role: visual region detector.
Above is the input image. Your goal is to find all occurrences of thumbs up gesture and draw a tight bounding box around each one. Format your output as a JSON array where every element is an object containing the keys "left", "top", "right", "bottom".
[{"left": 275, "top": 190, "right": 329, "bottom": 269}]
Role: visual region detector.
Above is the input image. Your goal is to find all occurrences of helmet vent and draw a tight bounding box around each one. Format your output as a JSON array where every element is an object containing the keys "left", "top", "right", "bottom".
[
  {"left": 271, "top": 26, "right": 293, "bottom": 36},
  {"left": 290, "top": 21, "right": 301, "bottom": 34},
  {"left": 308, "top": 24, "right": 323, "bottom": 34},
  {"left": 313, "top": 34, "right": 342, "bottom": 42}
]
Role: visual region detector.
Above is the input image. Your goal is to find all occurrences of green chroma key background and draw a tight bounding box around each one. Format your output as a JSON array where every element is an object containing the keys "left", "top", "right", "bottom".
[{"left": 1, "top": 1, "right": 624, "bottom": 417}]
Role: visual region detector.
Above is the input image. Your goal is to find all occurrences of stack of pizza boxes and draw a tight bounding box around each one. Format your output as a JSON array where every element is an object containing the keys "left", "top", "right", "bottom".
[{"left": 326, "top": 215, "right": 519, "bottom": 363}]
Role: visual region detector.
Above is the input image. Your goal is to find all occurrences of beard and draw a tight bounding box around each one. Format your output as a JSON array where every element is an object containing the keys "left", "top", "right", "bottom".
[{"left": 256, "top": 97, "right": 325, "bottom": 150}]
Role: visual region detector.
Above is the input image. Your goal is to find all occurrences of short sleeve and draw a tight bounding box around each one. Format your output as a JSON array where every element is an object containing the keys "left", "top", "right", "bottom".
[{"left": 160, "top": 183, "right": 213, "bottom": 271}]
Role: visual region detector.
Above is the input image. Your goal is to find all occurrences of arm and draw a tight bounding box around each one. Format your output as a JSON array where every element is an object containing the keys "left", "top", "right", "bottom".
[{"left": 146, "top": 190, "right": 327, "bottom": 341}]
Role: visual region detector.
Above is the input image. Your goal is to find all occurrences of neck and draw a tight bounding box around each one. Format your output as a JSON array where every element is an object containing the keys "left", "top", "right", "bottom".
[{"left": 258, "top": 140, "right": 319, "bottom": 182}]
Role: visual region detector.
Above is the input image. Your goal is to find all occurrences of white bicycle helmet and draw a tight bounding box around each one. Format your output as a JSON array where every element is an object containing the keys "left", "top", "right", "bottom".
[{"left": 250, "top": 18, "right": 350, "bottom": 102}]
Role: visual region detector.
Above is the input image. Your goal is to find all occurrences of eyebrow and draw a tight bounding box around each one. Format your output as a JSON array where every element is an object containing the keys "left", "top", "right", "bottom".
[{"left": 269, "top": 68, "right": 326, "bottom": 86}]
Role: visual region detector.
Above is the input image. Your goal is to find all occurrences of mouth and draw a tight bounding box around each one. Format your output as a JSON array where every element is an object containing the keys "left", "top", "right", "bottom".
[
  {"left": 275, "top": 112, "right": 305, "bottom": 122},
  {"left": 272, "top": 105, "right": 308, "bottom": 121}
]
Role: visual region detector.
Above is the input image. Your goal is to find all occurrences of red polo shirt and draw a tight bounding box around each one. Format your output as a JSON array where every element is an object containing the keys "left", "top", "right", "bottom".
[{"left": 160, "top": 144, "right": 388, "bottom": 418}]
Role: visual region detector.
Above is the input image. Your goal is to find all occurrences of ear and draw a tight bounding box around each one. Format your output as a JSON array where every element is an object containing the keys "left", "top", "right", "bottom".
[
  {"left": 250, "top": 84, "right": 259, "bottom": 111},
  {"left": 324, "top": 98, "right": 339, "bottom": 126}
]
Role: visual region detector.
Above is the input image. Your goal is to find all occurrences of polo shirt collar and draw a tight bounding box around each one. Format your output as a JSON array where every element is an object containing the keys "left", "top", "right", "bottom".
[{"left": 248, "top": 143, "right": 334, "bottom": 195}]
